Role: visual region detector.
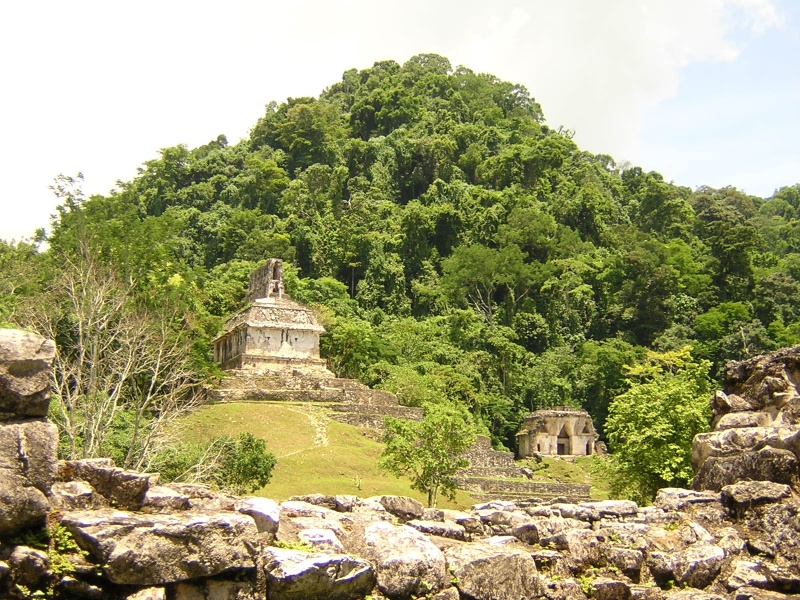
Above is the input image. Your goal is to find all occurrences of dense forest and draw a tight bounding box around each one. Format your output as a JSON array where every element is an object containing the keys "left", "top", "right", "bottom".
[{"left": 2, "top": 54, "right": 799, "bottom": 496}]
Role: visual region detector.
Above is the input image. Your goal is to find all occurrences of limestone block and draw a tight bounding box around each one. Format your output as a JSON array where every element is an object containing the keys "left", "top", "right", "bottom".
[
  {"left": 0, "top": 473, "right": 51, "bottom": 536},
  {"left": 50, "top": 480, "right": 101, "bottom": 511},
  {"left": 716, "top": 411, "right": 772, "bottom": 430},
  {"left": 692, "top": 448, "right": 797, "bottom": 492},
  {"left": 286, "top": 493, "right": 340, "bottom": 511},
  {"left": 440, "top": 509, "right": 483, "bottom": 535},
  {"left": 715, "top": 527, "right": 747, "bottom": 557},
  {"left": 141, "top": 486, "right": 190, "bottom": 513},
  {"left": 236, "top": 496, "right": 280, "bottom": 534},
  {"left": 551, "top": 502, "right": 600, "bottom": 522},
  {"left": 691, "top": 427, "right": 800, "bottom": 470},
  {"left": 542, "top": 529, "right": 605, "bottom": 568},
  {"left": 653, "top": 488, "right": 720, "bottom": 511},
  {"left": 297, "top": 528, "right": 346, "bottom": 553},
  {"left": 579, "top": 500, "right": 638, "bottom": 519},
  {"left": 60, "top": 458, "right": 153, "bottom": 510},
  {"left": 604, "top": 547, "right": 643, "bottom": 576},
  {"left": 672, "top": 543, "right": 725, "bottom": 589},
  {"left": 280, "top": 500, "right": 339, "bottom": 520},
  {"left": 262, "top": 547, "right": 375, "bottom": 600},
  {"left": 406, "top": 519, "right": 467, "bottom": 541},
  {"left": 0, "top": 329, "right": 55, "bottom": 419},
  {"left": 60, "top": 509, "right": 258, "bottom": 585},
  {"left": 8, "top": 545, "right": 50, "bottom": 591},
  {"left": 163, "top": 483, "right": 237, "bottom": 511},
  {"left": 352, "top": 521, "right": 448, "bottom": 599},
  {"left": 721, "top": 480, "right": 792, "bottom": 507},
  {"left": 55, "top": 575, "right": 106, "bottom": 599},
  {"left": 373, "top": 495, "right": 425, "bottom": 522},
  {"left": 727, "top": 559, "right": 771, "bottom": 590},
  {"left": 513, "top": 517, "right": 589, "bottom": 545},
  {"left": 0, "top": 419, "right": 58, "bottom": 536},
  {"left": 585, "top": 577, "right": 631, "bottom": 600},
  {"left": 278, "top": 515, "right": 347, "bottom": 547},
  {"left": 0, "top": 419, "right": 58, "bottom": 491},
  {"left": 444, "top": 541, "right": 542, "bottom": 600}
]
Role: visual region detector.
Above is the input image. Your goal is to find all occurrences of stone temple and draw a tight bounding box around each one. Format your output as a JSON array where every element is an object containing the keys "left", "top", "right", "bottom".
[
  {"left": 211, "top": 259, "right": 333, "bottom": 377},
  {"left": 516, "top": 407, "right": 598, "bottom": 457}
]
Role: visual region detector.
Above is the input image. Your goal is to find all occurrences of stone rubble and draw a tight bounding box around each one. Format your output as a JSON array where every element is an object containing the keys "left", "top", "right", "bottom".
[{"left": 3, "top": 332, "right": 800, "bottom": 598}]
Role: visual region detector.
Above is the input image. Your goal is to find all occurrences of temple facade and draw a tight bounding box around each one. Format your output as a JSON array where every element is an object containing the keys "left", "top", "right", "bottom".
[
  {"left": 516, "top": 407, "right": 598, "bottom": 458},
  {"left": 211, "top": 259, "right": 333, "bottom": 377}
]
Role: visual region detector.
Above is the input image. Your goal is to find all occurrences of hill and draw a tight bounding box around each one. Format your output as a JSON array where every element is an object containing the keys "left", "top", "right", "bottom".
[{"left": 2, "top": 53, "right": 799, "bottom": 501}]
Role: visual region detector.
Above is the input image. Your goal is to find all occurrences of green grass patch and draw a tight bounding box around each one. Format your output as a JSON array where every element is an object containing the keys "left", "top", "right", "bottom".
[
  {"left": 167, "top": 402, "right": 473, "bottom": 509},
  {"left": 512, "top": 455, "right": 613, "bottom": 500}
]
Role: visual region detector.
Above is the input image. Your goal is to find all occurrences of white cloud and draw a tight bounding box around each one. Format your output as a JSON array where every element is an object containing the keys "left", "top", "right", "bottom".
[{"left": 0, "top": 0, "right": 787, "bottom": 242}]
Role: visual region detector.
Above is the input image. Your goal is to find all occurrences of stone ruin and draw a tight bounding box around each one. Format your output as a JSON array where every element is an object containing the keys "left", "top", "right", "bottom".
[
  {"left": 455, "top": 436, "right": 591, "bottom": 504},
  {"left": 209, "top": 259, "right": 422, "bottom": 428},
  {"left": 210, "top": 261, "right": 594, "bottom": 502},
  {"left": 212, "top": 259, "right": 333, "bottom": 377},
  {"left": 516, "top": 407, "right": 599, "bottom": 458},
  {"left": 5, "top": 329, "right": 800, "bottom": 598}
]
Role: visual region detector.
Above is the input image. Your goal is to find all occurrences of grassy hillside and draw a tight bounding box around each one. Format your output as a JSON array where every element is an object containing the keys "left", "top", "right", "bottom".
[
  {"left": 169, "top": 401, "right": 475, "bottom": 508},
  {"left": 168, "top": 401, "right": 612, "bottom": 507}
]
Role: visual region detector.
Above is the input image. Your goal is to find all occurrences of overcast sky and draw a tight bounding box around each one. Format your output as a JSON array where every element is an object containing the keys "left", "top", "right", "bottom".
[{"left": 1, "top": 0, "right": 797, "bottom": 242}]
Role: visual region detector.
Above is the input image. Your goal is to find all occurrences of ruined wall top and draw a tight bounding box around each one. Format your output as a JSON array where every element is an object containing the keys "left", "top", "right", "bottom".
[
  {"left": 516, "top": 407, "right": 596, "bottom": 435},
  {"left": 245, "top": 259, "right": 285, "bottom": 304}
]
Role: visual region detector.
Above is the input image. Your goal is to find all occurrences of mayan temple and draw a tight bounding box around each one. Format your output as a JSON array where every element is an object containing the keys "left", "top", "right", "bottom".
[{"left": 212, "top": 258, "right": 333, "bottom": 377}]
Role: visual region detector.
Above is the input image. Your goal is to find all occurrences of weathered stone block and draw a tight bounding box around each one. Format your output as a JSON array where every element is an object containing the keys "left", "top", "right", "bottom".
[
  {"left": 262, "top": 547, "right": 375, "bottom": 600},
  {"left": 444, "top": 542, "right": 541, "bottom": 600},
  {"left": 60, "top": 509, "right": 258, "bottom": 585},
  {"left": 0, "top": 419, "right": 58, "bottom": 536},
  {"left": 0, "top": 329, "right": 55, "bottom": 419}
]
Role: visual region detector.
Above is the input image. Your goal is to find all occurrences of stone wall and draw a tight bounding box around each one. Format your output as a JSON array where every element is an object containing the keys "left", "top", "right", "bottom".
[
  {"left": 456, "top": 475, "right": 591, "bottom": 502},
  {"left": 0, "top": 329, "right": 59, "bottom": 538},
  {"left": 461, "top": 436, "right": 518, "bottom": 470},
  {"left": 5, "top": 329, "right": 800, "bottom": 598},
  {"left": 692, "top": 344, "right": 800, "bottom": 492}
]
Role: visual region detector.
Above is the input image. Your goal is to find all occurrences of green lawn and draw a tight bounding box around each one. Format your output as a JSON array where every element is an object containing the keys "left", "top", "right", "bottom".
[
  {"left": 168, "top": 401, "right": 613, "bottom": 506},
  {"left": 169, "top": 401, "right": 474, "bottom": 509}
]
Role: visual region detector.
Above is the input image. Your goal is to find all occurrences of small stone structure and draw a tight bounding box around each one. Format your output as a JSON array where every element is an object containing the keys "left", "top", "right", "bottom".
[
  {"left": 212, "top": 259, "right": 333, "bottom": 377},
  {"left": 209, "top": 260, "right": 422, "bottom": 426},
  {"left": 516, "top": 407, "right": 598, "bottom": 458}
]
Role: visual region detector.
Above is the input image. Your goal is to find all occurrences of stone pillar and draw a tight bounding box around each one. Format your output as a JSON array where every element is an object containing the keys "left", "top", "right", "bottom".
[{"left": 0, "top": 329, "right": 59, "bottom": 536}]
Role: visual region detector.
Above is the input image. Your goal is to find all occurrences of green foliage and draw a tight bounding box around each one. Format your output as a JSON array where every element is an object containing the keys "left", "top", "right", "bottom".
[
  {"left": 153, "top": 432, "right": 276, "bottom": 495},
  {"left": 380, "top": 402, "right": 477, "bottom": 507},
  {"left": 605, "top": 347, "right": 711, "bottom": 503},
  {"left": 218, "top": 432, "right": 278, "bottom": 495}
]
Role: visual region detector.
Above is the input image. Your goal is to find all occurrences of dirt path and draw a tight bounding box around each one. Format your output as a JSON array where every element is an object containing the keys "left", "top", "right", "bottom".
[{"left": 280, "top": 403, "right": 329, "bottom": 455}]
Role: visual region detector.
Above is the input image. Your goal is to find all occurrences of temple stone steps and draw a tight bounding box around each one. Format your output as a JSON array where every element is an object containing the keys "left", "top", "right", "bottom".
[
  {"left": 456, "top": 475, "right": 591, "bottom": 503},
  {"left": 207, "top": 371, "right": 423, "bottom": 426}
]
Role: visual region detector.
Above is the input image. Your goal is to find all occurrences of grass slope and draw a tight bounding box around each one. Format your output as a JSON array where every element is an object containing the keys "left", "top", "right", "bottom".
[
  {"left": 170, "top": 401, "right": 475, "bottom": 509},
  {"left": 170, "top": 401, "right": 613, "bottom": 507}
]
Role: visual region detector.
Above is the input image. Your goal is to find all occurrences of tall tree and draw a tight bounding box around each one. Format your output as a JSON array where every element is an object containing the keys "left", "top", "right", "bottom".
[
  {"left": 605, "top": 347, "right": 711, "bottom": 503},
  {"left": 380, "top": 403, "right": 476, "bottom": 507}
]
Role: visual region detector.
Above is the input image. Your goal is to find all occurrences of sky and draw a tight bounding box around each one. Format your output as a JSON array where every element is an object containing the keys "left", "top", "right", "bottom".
[{"left": 1, "top": 0, "right": 798, "bottom": 242}]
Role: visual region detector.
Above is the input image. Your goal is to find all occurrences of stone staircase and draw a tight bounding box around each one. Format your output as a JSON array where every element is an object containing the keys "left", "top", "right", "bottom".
[
  {"left": 456, "top": 436, "right": 592, "bottom": 503},
  {"left": 455, "top": 476, "right": 591, "bottom": 503},
  {"left": 207, "top": 371, "right": 422, "bottom": 427}
]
